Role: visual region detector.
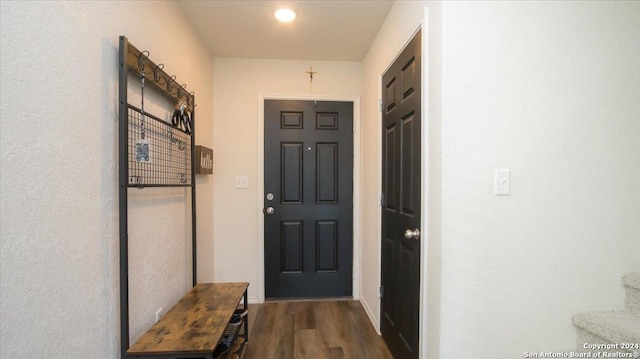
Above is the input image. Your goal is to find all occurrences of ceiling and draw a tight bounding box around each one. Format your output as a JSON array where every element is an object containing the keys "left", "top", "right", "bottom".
[{"left": 176, "top": 0, "right": 395, "bottom": 62}]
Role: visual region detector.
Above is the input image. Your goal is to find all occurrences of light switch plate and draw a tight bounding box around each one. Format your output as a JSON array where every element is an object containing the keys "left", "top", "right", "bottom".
[
  {"left": 494, "top": 169, "right": 511, "bottom": 196},
  {"left": 235, "top": 176, "right": 249, "bottom": 189}
]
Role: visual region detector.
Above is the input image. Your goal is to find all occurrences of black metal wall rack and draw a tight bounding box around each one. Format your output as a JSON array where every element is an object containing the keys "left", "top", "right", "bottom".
[{"left": 118, "top": 36, "right": 197, "bottom": 359}]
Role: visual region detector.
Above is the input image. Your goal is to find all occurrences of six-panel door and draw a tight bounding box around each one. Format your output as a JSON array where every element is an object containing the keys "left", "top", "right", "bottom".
[
  {"left": 264, "top": 100, "right": 354, "bottom": 298},
  {"left": 381, "top": 29, "right": 422, "bottom": 359}
]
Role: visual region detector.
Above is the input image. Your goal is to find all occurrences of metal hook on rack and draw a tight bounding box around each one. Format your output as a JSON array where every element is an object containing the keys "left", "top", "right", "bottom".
[
  {"left": 130, "top": 175, "right": 144, "bottom": 189},
  {"left": 167, "top": 75, "right": 177, "bottom": 93},
  {"left": 138, "top": 50, "right": 150, "bottom": 74},
  {"left": 189, "top": 92, "right": 196, "bottom": 109},
  {"left": 179, "top": 173, "right": 187, "bottom": 184},
  {"left": 167, "top": 129, "right": 186, "bottom": 150},
  {"left": 176, "top": 83, "right": 187, "bottom": 98},
  {"left": 153, "top": 63, "right": 165, "bottom": 83}
]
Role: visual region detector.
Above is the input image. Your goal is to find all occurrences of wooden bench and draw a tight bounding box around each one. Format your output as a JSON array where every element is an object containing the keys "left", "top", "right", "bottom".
[{"left": 127, "top": 282, "right": 249, "bottom": 359}]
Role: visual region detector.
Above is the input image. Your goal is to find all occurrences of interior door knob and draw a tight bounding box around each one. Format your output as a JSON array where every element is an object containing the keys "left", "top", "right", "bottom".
[
  {"left": 404, "top": 228, "right": 420, "bottom": 240},
  {"left": 264, "top": 206, "right": 275, "bottom": 215}
]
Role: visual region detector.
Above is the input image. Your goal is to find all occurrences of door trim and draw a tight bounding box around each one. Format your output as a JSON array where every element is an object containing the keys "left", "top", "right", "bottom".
[
  {"left": 375, "top": 18, "right": 429, "bottom": 357},
  {"left": 379, "top": 27, "right": 422, "bottom": 359},
  {"left": 256, "top": 93, "right": 361, "bottom": 303},
  {"left": 420, "top": 9, "right": 432, "bottom": 356}
]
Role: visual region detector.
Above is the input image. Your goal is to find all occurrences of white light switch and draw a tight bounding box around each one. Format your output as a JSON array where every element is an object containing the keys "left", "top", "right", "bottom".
[
  {"left": 494, "top": 169, "right": 511, "bottom": 196},
  {"left": 235, "top": 176, "right": 249, "bottom": 189}
]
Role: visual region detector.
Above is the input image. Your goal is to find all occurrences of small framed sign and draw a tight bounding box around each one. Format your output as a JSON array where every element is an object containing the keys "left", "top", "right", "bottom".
[{"left": 195, "top": 145, "right": 213, "bottom": 175}]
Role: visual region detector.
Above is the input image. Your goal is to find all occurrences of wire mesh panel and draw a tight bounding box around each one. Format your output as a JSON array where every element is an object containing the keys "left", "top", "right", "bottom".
[{"left": 127, "top": 105, "right": 192, "bottom": 187}]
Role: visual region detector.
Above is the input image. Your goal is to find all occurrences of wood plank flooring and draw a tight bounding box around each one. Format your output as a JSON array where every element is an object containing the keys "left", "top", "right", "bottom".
[{"left": 243, "top": 300, "right": 393, "bottom": 359}]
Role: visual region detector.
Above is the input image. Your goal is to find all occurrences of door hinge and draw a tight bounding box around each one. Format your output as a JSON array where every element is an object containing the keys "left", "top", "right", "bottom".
[
  {"left": 378, "top": 285, "right": 383, "bottom": 299},
  {"left": 379, "top": 193, "right": 384, "bottom": 206},
  {"left": 379, "top": 99, "right": 384, "bottom": 113}
]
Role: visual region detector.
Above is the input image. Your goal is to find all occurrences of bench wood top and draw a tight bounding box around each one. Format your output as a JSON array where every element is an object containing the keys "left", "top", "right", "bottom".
[{"left": 127, "top": 282, "right": 249, "bottom": 356}]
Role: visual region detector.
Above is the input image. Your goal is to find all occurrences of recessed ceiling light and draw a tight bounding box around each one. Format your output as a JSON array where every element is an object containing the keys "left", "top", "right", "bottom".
[{"left": 275, "top": 8, "right": 296, "bottom": 23}]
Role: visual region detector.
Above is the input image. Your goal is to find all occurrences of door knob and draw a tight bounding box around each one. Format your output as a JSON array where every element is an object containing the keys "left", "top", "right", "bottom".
[
  {"left": 404, "top": 228, "right": 420, "bottom": 240},
  {"left": 264, "top": 206, "right": 275, "bottom": 215}
]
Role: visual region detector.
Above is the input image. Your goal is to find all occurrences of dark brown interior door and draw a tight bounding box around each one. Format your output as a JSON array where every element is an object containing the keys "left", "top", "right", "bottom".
[
  {"left": 264, "top": 100, "right": 353, "bottom": 299},
  {"left": 381, "top": 29, "right": 422, "bottom": 359}
]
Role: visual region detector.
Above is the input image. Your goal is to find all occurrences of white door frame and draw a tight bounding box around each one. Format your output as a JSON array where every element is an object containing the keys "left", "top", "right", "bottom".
[{"left": 256, "top": 93, "right": 361, "bottom": 303}]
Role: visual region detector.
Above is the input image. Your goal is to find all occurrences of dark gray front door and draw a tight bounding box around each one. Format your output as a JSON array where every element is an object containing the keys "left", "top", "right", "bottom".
[
  {"left": 381, "top": 29, "right": 422, "bottom": 359},
  {"left": 264, "top": 100, "right": 353, "bottom": 299}
]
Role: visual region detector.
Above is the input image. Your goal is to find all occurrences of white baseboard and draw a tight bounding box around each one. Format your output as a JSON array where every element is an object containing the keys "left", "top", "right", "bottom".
[
  {"left": 248, "top": 296, "right": 261, "bottom": 304},
  {"left": 360, "top": 296, "right": 381, "bottom": 335}
]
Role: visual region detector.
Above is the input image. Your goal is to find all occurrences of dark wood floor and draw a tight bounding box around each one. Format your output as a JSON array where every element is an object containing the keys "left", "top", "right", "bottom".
[{"left": 243, "top": 300, "right": 393, "bottom": 359}]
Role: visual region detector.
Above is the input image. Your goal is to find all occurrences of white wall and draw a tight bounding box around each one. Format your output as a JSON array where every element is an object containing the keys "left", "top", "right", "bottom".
[
  {"left": 212, "top": 58, "right": 362, "bottom": 302},
  {"left": 439, "top": 1, "right": 640, "bottom": 358},
  {"left": 0, "top": 1, "right": 214, "bottom": 357}
]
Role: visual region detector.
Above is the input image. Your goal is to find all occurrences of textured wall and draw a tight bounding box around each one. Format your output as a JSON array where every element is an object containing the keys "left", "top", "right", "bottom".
[
  {"left": 0, "top": 1, "right": 214, "bottom": 357},
  {"left": 439, "top": 1, "right": 640, "bottom": 357}
]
